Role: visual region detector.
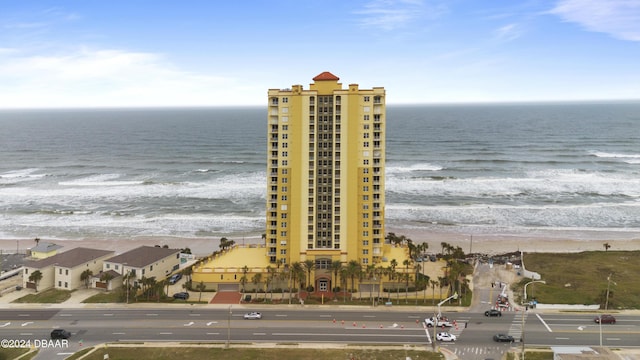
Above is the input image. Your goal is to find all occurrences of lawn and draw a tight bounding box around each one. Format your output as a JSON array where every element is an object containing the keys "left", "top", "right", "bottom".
[
  {"left": 516, "top": 251, "right": 640, "bottom": 309},
  {"left": 66, "top": 346, "right": 444, "bottom": 360},
  {"left": 11, "top": 288, "right": 72, "bottom": 303}
]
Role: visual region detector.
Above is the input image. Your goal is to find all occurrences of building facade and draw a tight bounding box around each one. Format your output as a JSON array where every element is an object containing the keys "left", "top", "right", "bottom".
[
  {"left": 266, "top": 72, "right": 388, "bottom": 291},
  {"left": 23, "top": 247, "right": 114, "bottom": 291}
]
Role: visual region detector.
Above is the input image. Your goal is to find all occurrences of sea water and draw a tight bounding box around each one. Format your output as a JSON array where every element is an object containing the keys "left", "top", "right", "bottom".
[{"left": 1, "top": 102, "right": 639, "bottom": 241}]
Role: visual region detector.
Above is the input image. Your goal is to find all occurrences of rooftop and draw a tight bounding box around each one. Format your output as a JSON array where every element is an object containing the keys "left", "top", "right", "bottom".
[
  {"left": 105, "top": 246, "right": 180, "bottom": 268},
  {"left": 25, "top": 247, "right": 114, "bottom": 269},
  {"left": 30, "top": 241, "right": 63, "bottom": 253},
  {"left": 313, "top": 71, "right": 339, "bottom": 81}
]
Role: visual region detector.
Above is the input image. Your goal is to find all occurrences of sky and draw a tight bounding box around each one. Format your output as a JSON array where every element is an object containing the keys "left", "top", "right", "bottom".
[{"left": 1, "top": 0, "right": 639, "bottom": 108}]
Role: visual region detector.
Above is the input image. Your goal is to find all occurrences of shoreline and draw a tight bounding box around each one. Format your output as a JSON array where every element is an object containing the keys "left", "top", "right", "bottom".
[{"left": 1, "top": 228, "right": 638, "bottom": 257}]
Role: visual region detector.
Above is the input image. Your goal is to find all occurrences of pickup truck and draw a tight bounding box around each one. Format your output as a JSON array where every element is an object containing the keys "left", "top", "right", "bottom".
[{"left": 425, "top": 316, "right": 452, "bottom": 328}]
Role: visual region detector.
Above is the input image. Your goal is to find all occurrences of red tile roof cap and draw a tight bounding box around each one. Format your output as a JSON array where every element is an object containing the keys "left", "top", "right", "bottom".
[{"left": 313, "top": 71, "right": 339, "bottom": 81}]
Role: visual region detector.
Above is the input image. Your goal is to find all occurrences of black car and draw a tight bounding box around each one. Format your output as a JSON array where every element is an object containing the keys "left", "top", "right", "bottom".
[
  {"left": 51, "top": 329, "right": 71, "bottom": 339},
  {"left": 173, "top": 292, "right": 190, "bottom": 300},
  {"left": 485, "top": 309, "right": 502, "bottom": 317},
  {"left": 493, "top": 334, "right": 514, "bottom": 342}
]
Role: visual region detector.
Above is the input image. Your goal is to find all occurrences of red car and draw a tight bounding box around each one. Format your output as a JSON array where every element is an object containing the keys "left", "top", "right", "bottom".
[{"left": 594, "top": 314, "right": 616, "bottom": 324}]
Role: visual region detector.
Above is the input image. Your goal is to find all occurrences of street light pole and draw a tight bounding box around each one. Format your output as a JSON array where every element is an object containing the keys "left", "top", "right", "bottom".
[
  {"left": 226, "top": 305, "right": 232, "bottom": 349},
  {"left": 523, "top": 280, "right": 546, "bottom": 302},
  {"left": 522, "top": 280, "right": 545, "bottom": 360}
]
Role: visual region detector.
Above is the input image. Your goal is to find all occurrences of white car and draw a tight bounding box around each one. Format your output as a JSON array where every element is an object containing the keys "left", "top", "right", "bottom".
[
  {"left": 243, "top": 312, "right": 262, "bottom": 320},
  {"left": 436, "top": 332, "right": 457, "bottom": 342}
]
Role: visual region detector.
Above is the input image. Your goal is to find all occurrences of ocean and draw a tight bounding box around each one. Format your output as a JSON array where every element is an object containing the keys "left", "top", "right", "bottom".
[{"left": 1, "top": 102, "right": 639, "bottom": 244}]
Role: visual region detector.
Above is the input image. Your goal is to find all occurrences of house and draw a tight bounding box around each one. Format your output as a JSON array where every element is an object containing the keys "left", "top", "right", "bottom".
[
  {"left": 29, "top": 241, "right": 63, "bottom": 259},
  {"left": 23, "top": 247, "right": 115, "bottom": 291},
  {"left": 102, "top": 246, "right": 181, "bottom": 285}
]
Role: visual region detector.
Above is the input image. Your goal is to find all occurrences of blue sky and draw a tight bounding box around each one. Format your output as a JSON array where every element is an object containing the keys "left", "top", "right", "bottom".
[{"left": 1, "top": 0, "right": 639, "bottom": 108}]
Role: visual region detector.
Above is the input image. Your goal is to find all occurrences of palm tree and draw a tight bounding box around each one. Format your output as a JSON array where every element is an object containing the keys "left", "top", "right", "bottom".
[
  {"left": 123, "top": 271, "right": 135, "bottom": 303},
  {"left": 196, "top": 281, "right": 206, "bottom": 302},
  {"left": 265, "top": 265, "right": 274, "bottom": 301},
  {"left": 100, "top": 272, "right": 115, "bottom": 292},
  {"left": 375, "top": 266, "right": 385, "bottom": 303},
  {"left": 365, "top": 264, "right": 376, "bottom": 302},
  {"left": 28, "top": 270, "right": 43, "bottom": 292},
  {"left": 402, "top": 259, "right": 412, "bottom": 303},
  {"left": 240, "top": 265, "right": 249, "bottom": 293},
  {"left": 346, "top": 260, "right": 361, "bottom": 297},
  {"left": 330, "top": 260, "right": 343, "bottom": 298},
  {"left": 603, "top": 242, "right": 611, "bottom": 251},
  {"left": 430, "top": 279, "right": 439, "bottom": 305},
  {"left": 290, "top": 262, "right": 304, "bottom": 297},
  {"left": 252, "top": 273, "right": 263, "bottom": 299},
  {"left": 80, "top": 269, "right": 93, "bottom": 289},
  {"left": 219, "top": 237, "right": 235, "bottom": 251},
  {"left": 303, "top": 259, "right": 315, "bottom": 292}
]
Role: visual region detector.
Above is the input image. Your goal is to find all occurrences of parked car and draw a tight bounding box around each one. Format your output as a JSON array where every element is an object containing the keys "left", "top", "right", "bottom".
[
  {"left": 425, "top": 316, "right": 452, "bottom": 328},
  {"left": 485, "top": 309, "right": 502, "bottom": 317},
  {"left": 436, "top": 332, "right": 456, "bottom": 342},
  {"left": 493, "top": 334, "right": 514, "bottom": 342},
  {"left": 594, "top": 314, "right": 616, "bottom": 324},
  {"left": 169, "top": 273, "right": 182, "bottom": 285},
  {"left": 243, "top": 312, "right": 262, "bottom": 320},
  {"left": 51, "top": 329, "right": 71, "bottom": 339},
  {"left": 173, "top": 292, "right": 190, "bottom": 300}
]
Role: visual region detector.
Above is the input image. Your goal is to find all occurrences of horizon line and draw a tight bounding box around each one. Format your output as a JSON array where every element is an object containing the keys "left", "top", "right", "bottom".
[{"left": 1, "top": 98, "right": 639, "bottom": 111}]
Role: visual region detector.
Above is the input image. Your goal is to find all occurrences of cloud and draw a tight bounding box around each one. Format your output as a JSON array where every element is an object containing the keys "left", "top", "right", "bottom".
[
  {"left": 0, "top": 48, "right": 249, "bottom": 108},
  {"left": 549, "top": 0, "right": 640, "bottom": 41},
  {"left": 494, "top": 23, "right": 522, "bottom": 42},
  {"left": 355, "top": 0, "right": 446, "bottom": 31}
]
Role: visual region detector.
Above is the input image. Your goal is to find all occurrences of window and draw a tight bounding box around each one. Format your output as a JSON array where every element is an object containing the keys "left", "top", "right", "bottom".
[
  {"left": 364, "top": 96, "right": 370, "bottom": 102},
  {"left": 282, "top": 97, "right": 289, "bottom": 103},
  {"left": 65, "top": 269, "right": 69, "bottom": 275}
]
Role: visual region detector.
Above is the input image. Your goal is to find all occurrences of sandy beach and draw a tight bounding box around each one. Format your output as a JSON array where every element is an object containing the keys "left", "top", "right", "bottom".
[{"left": 2, "top": 228, "right": 638, "bottom": 258}]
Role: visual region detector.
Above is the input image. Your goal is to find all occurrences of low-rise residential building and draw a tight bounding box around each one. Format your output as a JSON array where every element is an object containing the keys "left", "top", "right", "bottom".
[
  {"left": 29, "top": 241, "right": 63, "bottom": 259},
  {"left": 102, "top": 246, "right": 181, "bottom": 284},
  {"left": 23, "top": 247, "right": 114, "bottom": 291}
]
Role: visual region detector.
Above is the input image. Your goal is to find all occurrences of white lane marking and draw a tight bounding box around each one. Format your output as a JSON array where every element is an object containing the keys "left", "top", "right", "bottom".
[
  {"left": 253, "top": 332, "right": 266, "bottom": 335},
  {"left": 536, "top": 313, "right": 553, "bottom": 332},
  {"left": 555, "top": 337, "right": 570, "bottom": 340},
  {"left": 0, "top": 322, "right": 10, "bottom": 327},
  {"left": 146, "top": 313, "right": 158, "bottom": 316},
  {"left": 364, "top": 315, "right": 376, "bottom": 318},
  {"left": 189, "top": 314, "right": 201, "bottom": 316},
  {"left": 59, "top": 314, "right": 71, "bottom": 317},
  {"left": 20, "top": 333, "right": 33, "bottom": 336},
  {"left": 159, "top": 332, "right": 173, "bottom": 335},
  {"left": 276, "top": 314, "right": 288, "bottom": 317},
  {"left": 184, "top": 321, "right": 194, "bottom": 327},
  {"left": 319, "top": 315, "right": 332, "bottom": 317},
  {"left": 21, "top": 322, "right": 34, "bottom": 327},
  {"left": 103, "top": 313, "right": 113, "bottom": 316},
  {"left": 112, "top": 332, "right": 126, "bottom": 335},
  {"left": 18, "top": 314, "right": 30, "bottom": 317},
  {"left": 206, "top": 332, "right": 220, "bottom": 335},
  {"left": 206, "top": 321, "right": 217, "bottom": 326}
]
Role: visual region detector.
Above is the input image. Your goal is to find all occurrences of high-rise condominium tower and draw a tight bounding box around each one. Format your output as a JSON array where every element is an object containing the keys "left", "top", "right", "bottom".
[{"left": 266, "top": 72, "right": 386, "bottom": 290}]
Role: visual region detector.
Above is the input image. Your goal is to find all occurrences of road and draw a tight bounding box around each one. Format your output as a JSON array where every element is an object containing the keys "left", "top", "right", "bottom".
[{"left": 1, "top": 307, "right": 639, "bottom": 360}]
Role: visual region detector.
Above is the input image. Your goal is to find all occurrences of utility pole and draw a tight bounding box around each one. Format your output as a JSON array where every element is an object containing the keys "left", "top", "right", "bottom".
[{"left": 604, "top": 273, "right": 615, "bottom": 310}]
